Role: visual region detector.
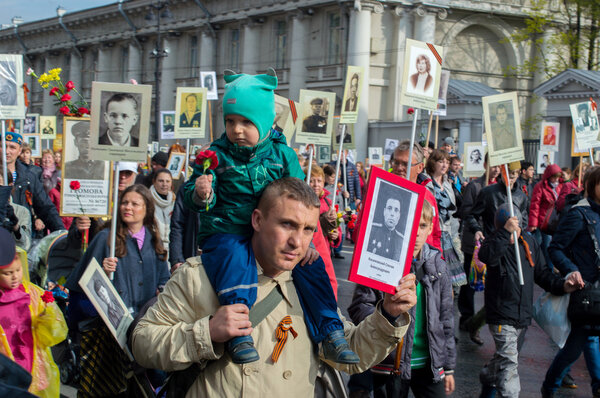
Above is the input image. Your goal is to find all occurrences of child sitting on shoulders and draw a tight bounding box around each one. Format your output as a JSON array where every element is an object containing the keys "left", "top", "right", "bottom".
[
  {"left": 0, "top": 227, "right": 67, "bottom": 397},
  {"left": 183, "top": 70, "right": 357, "bottom": 365}
]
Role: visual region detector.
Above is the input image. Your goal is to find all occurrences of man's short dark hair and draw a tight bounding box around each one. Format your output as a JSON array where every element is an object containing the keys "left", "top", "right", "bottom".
[
  {"left": 496, "top": 104, "right": 507, "bottom": 114},
  {"left": 578, "top": 103, "right": 589, "bottom": 114},
  {"left": 106, "top": 93, "right": 138, "bottom": 112},
  {"left": 585, "top": 166, "right": 600, "bottom": 203},
  {"left": 323, "top": 165, "right": 336, "bottom": 177},
  {"left": 520, "top": 161, "right": 533, "bottom": 171},
  {"left": 351, "top": 73, "right": 359, "bottom": 84},
  {"left": 257, "top": 177, "right": 320, "bottom": 217}
]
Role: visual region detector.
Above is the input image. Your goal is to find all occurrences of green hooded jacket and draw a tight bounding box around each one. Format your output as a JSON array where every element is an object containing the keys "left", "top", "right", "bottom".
[{"left": 183, "top": 130, "right": 304, "bottom": 243}]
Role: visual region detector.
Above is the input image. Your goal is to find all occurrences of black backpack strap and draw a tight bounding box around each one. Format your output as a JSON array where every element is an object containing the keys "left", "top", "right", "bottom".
[
  {"left": 580, "top": 209, "right": 600, "bottom": 271},
  {"left": 164, "top": 283, "right": 284, "bottom": 398}
]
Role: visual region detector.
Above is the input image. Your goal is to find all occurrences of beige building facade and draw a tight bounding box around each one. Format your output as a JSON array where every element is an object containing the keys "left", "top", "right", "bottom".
[{"left": 0, "top": 0, "right": 560, "bottom": 161}]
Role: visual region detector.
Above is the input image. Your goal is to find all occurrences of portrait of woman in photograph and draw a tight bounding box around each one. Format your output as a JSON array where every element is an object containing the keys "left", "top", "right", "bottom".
[{"left": 409, "top": 54, "right": 433, "bottom": 93}]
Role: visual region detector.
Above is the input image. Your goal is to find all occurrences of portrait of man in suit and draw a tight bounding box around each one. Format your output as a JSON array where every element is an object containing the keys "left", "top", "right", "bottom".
[
  {"left": 99, "top": 93, "right": 140, "bottom": 147},
  {"left": 344, "top": 73, "right": 359, "bottom": 112}
]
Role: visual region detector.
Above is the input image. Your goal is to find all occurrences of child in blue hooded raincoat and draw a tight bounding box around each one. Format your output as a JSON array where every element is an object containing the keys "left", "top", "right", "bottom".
[{"left": 183, "top": 70, "right": 357, "bottom": 365}]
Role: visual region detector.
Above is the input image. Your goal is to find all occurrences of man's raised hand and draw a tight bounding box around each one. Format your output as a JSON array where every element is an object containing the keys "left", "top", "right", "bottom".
[{"left": 382, "top": 273, "right": 417, "bottom": 318}]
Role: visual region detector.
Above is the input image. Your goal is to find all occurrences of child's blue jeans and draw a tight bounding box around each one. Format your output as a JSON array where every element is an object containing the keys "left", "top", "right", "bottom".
[{"left": 201, "top": 233, "right": 343, "bottom": 343}]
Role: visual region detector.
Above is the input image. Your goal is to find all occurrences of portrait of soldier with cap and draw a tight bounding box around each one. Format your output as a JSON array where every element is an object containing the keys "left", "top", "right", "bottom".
[
  {"left": 367, "top": 196, "right": 405, "bottom": 262},
  {"left": 65, "top": 120, "right": 106, "bottom": 180},
  {"left": 302, "top": 97, "right": 328, "bottom": 134}
]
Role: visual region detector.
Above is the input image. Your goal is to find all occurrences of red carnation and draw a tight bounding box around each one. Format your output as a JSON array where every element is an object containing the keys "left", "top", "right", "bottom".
[
  {"left": 407, "top": 107, "right": 415, "bottom": 115},
  {"left": 65, "top": 80, "right": 75, "bottom": 92},
  {"left": 60, "top": 93, "right": 72, "bottom": 102},
  {"left": 78, "top": 107, "right": 90, "bottom": 115},
  {"left": 70, "top": 181, "right": 81, "bottom": 190},
  {"left": 195, "top": 150, "right": 219, "bottom": 171},
  {"left": 41, "top": 291, "right": 55, "bottom": 304},
  {"left": 49, "top": 87, "right": 59, "bottom": 96},
  {"left": 59, "top": 106, "right": 70, "bottom": 115}
]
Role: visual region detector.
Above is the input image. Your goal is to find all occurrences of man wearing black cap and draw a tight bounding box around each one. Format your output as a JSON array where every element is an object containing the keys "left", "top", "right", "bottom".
[
  {"left": 302, "top": 98, "right": 327, "bottom": 134},
  {"left": 64, "top": 121, "right": 106, "bottom": 180},
  {"left": 0, "top": 132, "right": 64, "bottom": 233}
]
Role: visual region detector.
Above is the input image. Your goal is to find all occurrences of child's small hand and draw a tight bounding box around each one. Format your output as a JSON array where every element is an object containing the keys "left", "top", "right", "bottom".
[
  {"left": 195, "top": 174, "right": 213, "bottom": 200},
  {"left": 300, "top": 248, "right": 319, "bottom": 266},
  {"left": 102, "top": 257, "right": 118, "bottom": 276}
]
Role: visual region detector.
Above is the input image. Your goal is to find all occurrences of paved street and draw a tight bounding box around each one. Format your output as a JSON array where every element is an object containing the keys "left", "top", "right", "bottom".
[{"left": 332, "top": 243, "right": 593, "bottom": 398}]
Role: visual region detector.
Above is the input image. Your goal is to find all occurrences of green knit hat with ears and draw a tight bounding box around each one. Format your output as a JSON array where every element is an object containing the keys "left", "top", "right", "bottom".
[{"left": 222, "top": 68, "right": 278, "bottom": 141}]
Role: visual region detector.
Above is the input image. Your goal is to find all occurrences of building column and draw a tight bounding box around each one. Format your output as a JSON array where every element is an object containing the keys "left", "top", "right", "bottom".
[
  {"left": 159, "top": 37, "right": 177, "bottom": 113},
  {"left": 388, "top": 6, "right": 412, "bottom": 122},
  {"left": 289, "top": 12, "right": 309, "bottom": 101},
  {"left": 68, "top": 52, "right": 82, "bottom": 92},
  {"left": 458, "top": 119, "right": 472, "bottom": 157},
  {"left": 413, "top": 6, "right": 437, "bottom": 43},
  {"left": 96, "top": 47, "right": 111, "bottom": 82},
  {"left": 128, "top": 43, "right": 142, "bottom": 84},
  {"left": 241, "top": 21, "right": 260, "bottom": 74},
  {"left": 347, "top": 1, "right": 375, "bottom": 162},
  {"left": 42, "top": 56, "right": 59, "bottom": 115},
  {"left": 199, "top": 30, "right": 215, "bottom": 72}
]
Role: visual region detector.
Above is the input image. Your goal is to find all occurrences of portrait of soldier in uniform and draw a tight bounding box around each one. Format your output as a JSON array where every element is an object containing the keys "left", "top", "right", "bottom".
[
  {"left": 0, "top": 60, "right": 17, "bottom": 107},
  {"left": 41, "top": 119, "right": 54, "bottom": 136},
  {"left": 179, "top": 93, "right": 202, "bottom": 128},
  {"left": 490, "top": 102, "right": 517, "bottom": 151},
  {"left": 367, "top": 197, "right": 404, "bottom": 261},
  {"left": 302, "top": 98, "right": 328, "bottom": 134},
  {"left": 65, "top": 121, "right": 106, "bottom": 180}
]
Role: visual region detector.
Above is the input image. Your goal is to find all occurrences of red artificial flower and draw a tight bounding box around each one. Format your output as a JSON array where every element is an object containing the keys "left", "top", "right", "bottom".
[
  {"left": 335, "top": 204, "right": 339, "bottom": 212},
  {"left": 59, "top": 106, "right": 70, "bottom": 115},
  {"left": 41, "top": 291, "right": 55, "bottom": 304},
  {"left": 195, "top": 150, "right": 219, "bottom": 172},
  {"left": 65, "top": 81, "right": 75, "bottom": 92},
  {"left": 78, "top": 107, "right": 90, "bottom": 115},
  {"left": 60, "top": 93, "right": 72, "bottom": 102},
  {"left": 49, "top": 87, "right": 59, "bottom": 96},
  {"left": 407, "top": 107, "right": 415, "bottom": 115},
  {"left": 70, "top": 181, "right": 81, "bottom": 190}
]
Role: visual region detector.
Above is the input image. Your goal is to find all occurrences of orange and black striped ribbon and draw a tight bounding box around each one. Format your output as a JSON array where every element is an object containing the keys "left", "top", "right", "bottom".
[
  {"left": 23, "top": 83, "right": 29, "bottom": 107},
  {"left": 271, "top": 315, "right": 298, "bottom": 363},
  {"left": 590, "top": 97, "right": 597, "bottom": 111},
  {"left": 427, "top": 43, "right": 442, "bottom": 65},
  {"left": 519, "top": 236, "right": 535, "bottom": 267},
  {"left": 288, "top": 99, "right": 298, "bottom": 123}
]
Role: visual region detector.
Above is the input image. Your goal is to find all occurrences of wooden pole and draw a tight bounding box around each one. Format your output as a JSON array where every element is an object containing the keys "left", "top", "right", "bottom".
[
  {"left": 578, "top": 155, "right": 583, "bottom": 187},
  {"left": 433, "top": 115, "right": 439, "bottom": 149},
  {"left": 208, "top": 101, "right": 214, "bottom": 141},
  {"left": 425, "top": 112, "right": 434, "bottom": 149}
]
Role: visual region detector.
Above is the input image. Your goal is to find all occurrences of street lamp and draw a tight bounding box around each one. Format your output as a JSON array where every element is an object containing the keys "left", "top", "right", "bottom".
[{"left": 146, "top": 1, "right": 172, "bottom": 141}]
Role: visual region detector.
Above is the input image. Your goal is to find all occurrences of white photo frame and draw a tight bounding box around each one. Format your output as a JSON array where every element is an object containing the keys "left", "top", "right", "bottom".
[
  {"left": 40, "top": 116, "right": 57, "bottom": 140},
  {"left": 0, "top": 54, "right": 25, "bottom": 119},
  {"left": 174, "top": 87, "right": 208, "bottom": 139},
  {"left": 340, "top": 65, "right": 364, "bottom": 124},
  {"left": 400, "top": 39, "right": 444, "bottom": 111},
  {"left": 200, "top": 71, "right": 218, "bottom": 101},
  {"left": 160, "top": 111, "right": 175, "bottom": 140},
  {"left": 482, "top": 92, "right": 525, "bottom": 167},
  {"left": 295, "top": 89, "right": 336, "bottom": 146},
  {"left": 166, "top": 151, "right": 186, "bottom": 179},
  {"left": 90, "top": 82, "right": 152, "bottom": 162},
  {"left": 79, "top": 258, "right": 133, "bottom": 349},
  {"left": 540, "top": 121, "right": 560, "bottom": 152}
]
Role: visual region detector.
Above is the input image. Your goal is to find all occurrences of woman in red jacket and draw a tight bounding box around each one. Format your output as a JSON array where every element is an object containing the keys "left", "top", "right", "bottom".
[{"left": 528, "top": 163, "right": 562, "bottom": 269}]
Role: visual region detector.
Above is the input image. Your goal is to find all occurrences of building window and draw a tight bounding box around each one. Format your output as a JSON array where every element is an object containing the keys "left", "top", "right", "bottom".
[
  {"left": 231, "top": 29, "right": 240, "bottom": 70},
  {"left": 275, "top": 21, "right": 287, "bottom": 69},
  {"left": 121, "top": 47, "right": 129, "bottom": 83},
  {"left": 327, "top": 13, "right": 341, "bottom": 64},
  {"left": 190, "top": 35, "right": 198, "bottom": 78}
]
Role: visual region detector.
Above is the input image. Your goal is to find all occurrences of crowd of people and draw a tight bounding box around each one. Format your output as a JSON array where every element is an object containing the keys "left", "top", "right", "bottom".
[{"left": 0, "top": 70, "right": 598, "bottom": 398}]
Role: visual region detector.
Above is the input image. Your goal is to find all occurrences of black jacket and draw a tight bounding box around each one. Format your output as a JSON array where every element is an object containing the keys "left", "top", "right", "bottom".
[
  {"left": 168, "top": 183, "right": 200, "bottom": 266},
  {"left": 12, "top": 160, "right": 64, "bottom": 232},
  {"left": 465, "top": 181, "right": 529, "bottom": 239},
  {"left": 479, "top": 228, "right": 565, "bottom": 328},
  {"left": 456, "top": 175, "right": 486, "bottom": 255},
  {"left": 348, "top": 244, "right": 455, "bottom": 381}
]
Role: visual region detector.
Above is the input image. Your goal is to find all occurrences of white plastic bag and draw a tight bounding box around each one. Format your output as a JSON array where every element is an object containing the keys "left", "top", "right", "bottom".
[{"left": 533, "top": 292, "right": 571, "bottom": 348}]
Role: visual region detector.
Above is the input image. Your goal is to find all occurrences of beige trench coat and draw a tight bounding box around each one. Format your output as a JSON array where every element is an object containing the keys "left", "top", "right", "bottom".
[{"left": 132, "top": 257, "right": 410, "bottom": 397}]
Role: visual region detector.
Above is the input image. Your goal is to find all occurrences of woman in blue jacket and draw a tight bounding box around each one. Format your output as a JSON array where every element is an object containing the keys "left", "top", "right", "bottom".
[{"left": 542, "top": 166, "right": 600, "bottom": 398}]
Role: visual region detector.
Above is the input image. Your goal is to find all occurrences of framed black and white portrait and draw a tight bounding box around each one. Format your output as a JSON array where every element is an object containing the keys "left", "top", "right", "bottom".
[
  {"left": 90, "top": 81, "right": 152, "bottom": 162},
  {"left": 295, "top": 89, "right": 336, "bottom": 146},
  {"left": 482, "top": 92, "right": 524, "bottom": 167},
  {"left": 0, "top": 54, "right": 25, "bottom": 119},
  {"left": 79, "top": 258, "right": 133, "bottom": 349},
  {"left": 200, "top": 71, "right": 218, "bottom": 101},
  {"left": 400, "top": 39, "right": 444, "bottom": 112}
]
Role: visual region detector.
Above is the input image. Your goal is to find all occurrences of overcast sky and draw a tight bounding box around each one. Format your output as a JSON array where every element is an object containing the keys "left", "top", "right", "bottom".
[{"left": 2, "top": 1, "right": 114, "bottom": 27}]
